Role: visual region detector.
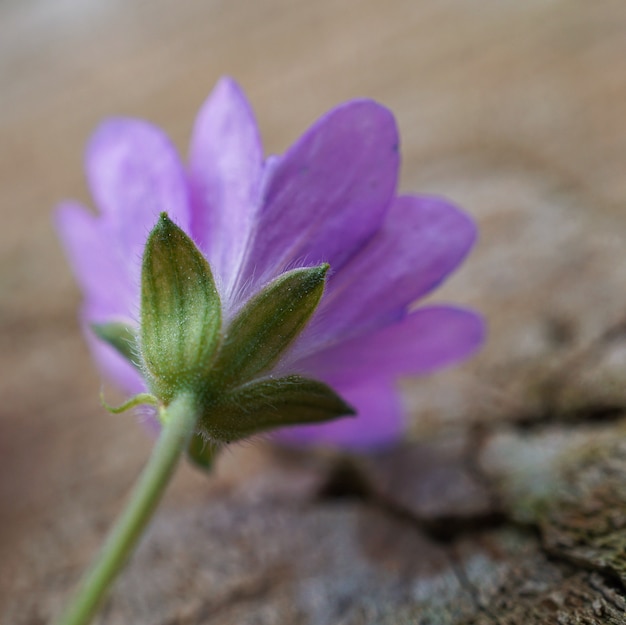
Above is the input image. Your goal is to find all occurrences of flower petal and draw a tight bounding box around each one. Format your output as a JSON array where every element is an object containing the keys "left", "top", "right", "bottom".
[
  {"left": 240, "top": 100, "right": 399, "bottom": 292},
  {"left": 57, "top": 202, "right": 145, "bottom": 396},
  {"left": 188, "top": 77, "right": 263, "bottom": 296},
  {"left": 299, "top": 306, "right": 485, "bottom": 385},
  {"left": 86, "top": 118, "right": 191, "bottom": 288},
  {"left": 55, "top": 202, "right": 135, "bottom": 317},
  {"left": 297, "top": 195, "right": 477, "bottom": 352},
  {"left": 273, "top": 378, "right": 403, "bottom": 449}
]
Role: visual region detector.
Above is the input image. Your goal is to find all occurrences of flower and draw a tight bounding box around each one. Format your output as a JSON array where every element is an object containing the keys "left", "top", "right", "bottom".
[{"left": 56, "top": 77, "right": 484, "bottom": 449}]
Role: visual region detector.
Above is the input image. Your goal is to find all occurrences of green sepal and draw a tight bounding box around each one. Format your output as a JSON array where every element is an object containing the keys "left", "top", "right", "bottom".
[
  {"left": 186, "top": 433, "right": 219, "bottom": 472},
  {"left": 141, "top": 213, "right": 221, "bottom": 398},
  {"left": 212, "top": 265, "right": 329, "bottom": 388},
  {"left": 197, "top": 375, "right": 355, "bottom": 443},
  {"left": 100, "top": 392, "right": 159, "bottom": 414},
  {"left": 92, "top": 321, "right": 139, "bottom": 368}
]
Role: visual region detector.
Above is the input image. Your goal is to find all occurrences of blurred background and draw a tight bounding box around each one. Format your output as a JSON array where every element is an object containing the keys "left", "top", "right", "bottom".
[{"left": 3, "top": 0, "right": 626, "bottom": 621}]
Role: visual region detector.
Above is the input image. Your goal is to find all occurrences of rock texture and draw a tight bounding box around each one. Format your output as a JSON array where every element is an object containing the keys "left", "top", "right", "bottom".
[{"left": 3, "top": 0, "right": 626, "bottom": 623}]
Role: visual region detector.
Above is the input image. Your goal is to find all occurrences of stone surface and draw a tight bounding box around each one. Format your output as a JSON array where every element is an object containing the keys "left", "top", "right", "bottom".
[{"left": 4, "top": 0, "right": 626, "bottom": 623}]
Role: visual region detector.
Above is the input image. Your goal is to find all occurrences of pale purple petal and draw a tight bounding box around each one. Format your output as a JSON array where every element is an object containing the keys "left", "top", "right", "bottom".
[
  {"left": 298, "top": 306, "right": 485, "bottom": 386},
  {"left": 238, "top": 100, "right": 399, "bottom": 292},
  {"left": 86, "top": 118, "right": 191, "bottom": 288},
  {"left": 188, "top": 77, "right": 263, "bottom": 295},
  {"left": 295, "top": 195, "right": 477, "bottom": 353},
  {"left": 273, "top": 379, "right": 403, "bottom": 449},
  {"left": 57, "top": 202, "right": 144, "bottom": 396},
  {"left": 55, "top": 202, "right": 135, "bottom": 317}
]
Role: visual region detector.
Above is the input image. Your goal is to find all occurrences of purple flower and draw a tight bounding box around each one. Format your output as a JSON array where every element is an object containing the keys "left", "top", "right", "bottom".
[{"left": 56, "top": 77, "right": 484, "bottom": 450}]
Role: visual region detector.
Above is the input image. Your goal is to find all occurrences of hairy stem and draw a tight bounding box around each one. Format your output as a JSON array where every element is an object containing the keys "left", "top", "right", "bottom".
[{"left": 55, "top": 393, "right": 199, "bottom": 625}]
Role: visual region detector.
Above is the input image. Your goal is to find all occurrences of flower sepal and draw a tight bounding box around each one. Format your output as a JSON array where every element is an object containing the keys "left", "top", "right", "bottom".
[
  {"left": 92, "top": 321, "right": 138, "bottom": 366},
  {"left": 210, "top": 263, "right": 330, "bottom": 388},
  {"left": 100, "top": 391, "right": 159, "bottom": 415},
  {"left": 193, "top": 374, "right": 355, "bottom": 444},
  {"left": 140, "top": 213, "right": 222, "bottom": 402},
  {"left": 186, "top": 433, "right": 218, "bottom": 470}
]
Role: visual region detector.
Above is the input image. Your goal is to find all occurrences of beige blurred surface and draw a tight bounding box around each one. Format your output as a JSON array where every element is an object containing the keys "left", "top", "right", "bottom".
[{"left": 3, "top": 1, "right": 626, "bottom": 623}]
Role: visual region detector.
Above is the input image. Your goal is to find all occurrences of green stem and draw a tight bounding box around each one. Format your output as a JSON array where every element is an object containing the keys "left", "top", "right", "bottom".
[{"left": 55, "top": 393, "right": 199, "bottom": 625}]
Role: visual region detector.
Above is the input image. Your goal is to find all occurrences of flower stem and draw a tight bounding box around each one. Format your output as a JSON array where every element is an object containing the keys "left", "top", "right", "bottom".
[{"left": 55, "top": 393, "right": 199, "bottom": 625}]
